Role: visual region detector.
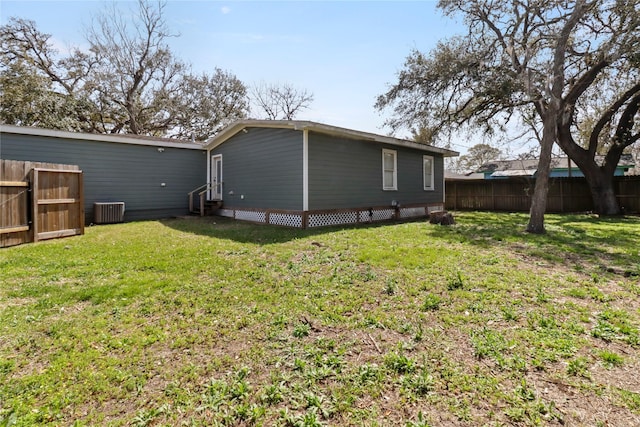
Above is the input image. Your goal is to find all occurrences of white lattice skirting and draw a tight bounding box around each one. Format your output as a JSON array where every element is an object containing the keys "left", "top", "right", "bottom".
[
  {"left": 307, "top": 211, "right": 358, "bottom": 228},
  {"left": 217, "top": 204, "right": 439, "bottom": 228},
  {"left": 359, "top": 208, "right": 395, "bottom": 223},
  {"left": 235, "top": 210, "right": 266, "bottom": 223},
  {"left": 399, "top": 206, "right": 427, "bottom": 218},
  {"left": 269, "top": 212, "right": 303, "bottom": 227}
]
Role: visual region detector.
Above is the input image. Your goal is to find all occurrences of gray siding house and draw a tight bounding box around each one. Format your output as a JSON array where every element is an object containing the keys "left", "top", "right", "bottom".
[
  {"left": 204, "top": 120, "right": 458, "bottom": 227},
  {"left": 0, "top": 125, "right": 206, "bottom": 222}
]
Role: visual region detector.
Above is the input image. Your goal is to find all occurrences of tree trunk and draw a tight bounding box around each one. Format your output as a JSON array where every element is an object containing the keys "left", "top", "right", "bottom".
[
  {"left": 526, "top": 116, "right": 555, "bottom": 234},
  {"left": 585, "top": 171, "right": 621, "bottom": 215},
  {"left": 555, "top": 136, "right": 622, "bottom": 215}
]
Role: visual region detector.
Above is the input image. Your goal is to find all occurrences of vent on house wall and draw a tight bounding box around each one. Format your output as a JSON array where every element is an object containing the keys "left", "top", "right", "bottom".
[{"left": 94, "top": 202, "right": 125, "bottom": 224}]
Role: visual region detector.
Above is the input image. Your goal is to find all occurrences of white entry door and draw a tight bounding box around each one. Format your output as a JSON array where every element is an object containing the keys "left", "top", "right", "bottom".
[{"left": 211, "top": 155, "right": 223, "bottom": 200}]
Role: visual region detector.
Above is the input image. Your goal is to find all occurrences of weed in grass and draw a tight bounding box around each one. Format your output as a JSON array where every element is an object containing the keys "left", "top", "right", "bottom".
[
  {"left": 566, "top": 287, "right": 588, "bottom": 299},
  {"left": 567, "top": 357, "right": 590, "bottom": 377},
  {"left": 0, "top": 411, "right": 18, "bottom": 427},
  {"left": 466, "top": 300, "right": 486, "bottom": 314},
  {"left": 399, "top": 322, "right": 413, "bottom": 335},
  {"left": 503, "top": 355, "right": 528, "bottom": 373},
  {"left": 588, "top": 287, "right": 610, "bottom": 302},
  {"left": 515, "top": 379, "right": 536, "bottom": 401},
  {"left": 132, "top": 403, "right": 169, "bottom": 427},
  {"left": 598, "top": 350, "right": 624, "bottom": 368},
  {"left": 470, "top": 328, "right": 509, "bottom": 361},
  {"left": 536, "top": 286, "right": 550, "bottom": 303},
  {"left": 293, "top": 323, "right": 311, "bottom": 338},
  {"left": 403, "top": 368, "right": 434, "bottom": 397},
  {"left": 237, "top": 403, "right": 266, "bottom": 424},
  {"left": 261, "top": 383, "right": 285, "bottom": 405},
  {"left": 501, "top": 306, "right": 519, "bottom": 322},
  {"left": 230, "top": 378, "right": 251, "bottom": 400},
  {"left": 405, "top": 412, "right": 431, "bottom": 427},
  {"left": 357, "top": 363, "right": 383, "bottom": 385},
  {"left": 304, "top": 392, "right": 333, "bottom": 419},
  {"left": 0, "top": 359, "right": 15, "bottom": 376},
  {"left": 281, "top": 407, "right": 324, "bottom": 427},
  {"left": 619, "top": 389, "right": 640, "bottom": 411},
  {"left": 362, "top": 315, "right": 384, "bottom": 329},
  {"left": 592, "top": 309, "right": 640, "bottom": 346},
  {"left": 567, "top": 285, "right": 610, "bottom": 302},
  {"left": 505, "top": 380, "right": 564, "bottom": 425},
  {"left": 293, "top": 358, "right": 306, "bottom": 372},
  {"left": 305, "top": 366, "right": 334, "bottom": 383},
  {"left": 384, "top": 352, "right": 416, "bottom": 374},
  {"left": 413, "top": 323, "right": 424, "bottom": 342},
  {"left": 451, "top": 397, "right": 473, "bottom": 422},
  {"left": 447, "top": 270, "right": 465, "bottom": 291},
  {"left": 384, "top": 278, "right": 397, "bottom": 295},
  {"left": 422, "top": 294, "right": 441, "bottom": 311}
]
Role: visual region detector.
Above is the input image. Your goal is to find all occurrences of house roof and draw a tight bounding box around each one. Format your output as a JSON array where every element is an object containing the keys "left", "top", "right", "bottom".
[
  {"left": 204, "top": 120, "right": 459, "bottom": 157},
  {"left": 444, "top": 171, "right": 485, "bottom": 180},
  {"left": 477, "top": 155, "right": 635, "bottom": 174},
  {"left": 0, "top": 124, "right": 205, "bottom": 150}
]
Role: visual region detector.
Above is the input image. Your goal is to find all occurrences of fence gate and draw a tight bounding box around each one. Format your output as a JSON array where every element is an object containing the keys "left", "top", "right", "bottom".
[{"left": 1, "top": 160, "right": 84, "bottom": 248}]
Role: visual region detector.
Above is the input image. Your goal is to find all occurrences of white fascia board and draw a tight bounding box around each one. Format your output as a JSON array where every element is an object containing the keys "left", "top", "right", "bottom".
[
  {"left": 203, "top": 120, "right": 302, "bottom": 150},
  {"left": 0, "top": 124, "right": 204, "bottom": 150},
  {"left": 301, "top": 122, "right": 459, "bottom": 157},
  {"left": 205, "top": 120, "right": 459, "bottom": 157}
]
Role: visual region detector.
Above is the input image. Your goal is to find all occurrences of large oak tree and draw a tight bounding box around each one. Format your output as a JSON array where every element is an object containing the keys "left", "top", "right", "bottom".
[
  {"left": 0, "top": 0, "right": 249, "bottom": 139},
  {"left": 376, "top": 0, "right": 639, "bottom": 232}
]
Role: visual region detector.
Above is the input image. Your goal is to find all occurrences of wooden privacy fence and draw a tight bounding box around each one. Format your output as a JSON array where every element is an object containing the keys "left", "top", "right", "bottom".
[
  {"left": 445, "top": 176, "right": 640, "bottom": 213},
  {"left": 1, "top": 159, "right": 84, "bottom": 248}
]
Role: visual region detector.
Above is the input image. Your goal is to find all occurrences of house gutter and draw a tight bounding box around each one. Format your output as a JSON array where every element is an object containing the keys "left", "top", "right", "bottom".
[{"left": 0, "top": 124, "right": 204, "bottom": 150}]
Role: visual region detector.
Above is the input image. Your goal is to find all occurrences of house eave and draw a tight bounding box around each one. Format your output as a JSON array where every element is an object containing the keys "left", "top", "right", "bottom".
[
  {"left": 0, "top": 124, "right": 205, "bottom": 150},
  {"left": 204, "top": 120, "right": 459, "bottom": 157}
]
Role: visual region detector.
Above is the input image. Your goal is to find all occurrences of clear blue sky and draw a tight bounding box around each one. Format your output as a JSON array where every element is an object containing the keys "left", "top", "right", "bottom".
[{"left": 1, "top": 1, "right": 469, "bottom": 147}]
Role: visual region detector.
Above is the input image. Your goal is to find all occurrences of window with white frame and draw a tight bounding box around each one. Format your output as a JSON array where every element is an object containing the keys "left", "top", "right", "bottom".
[
  {"left": 382, "top": 149, "right": 397, "bottom": 190},
  {"left": 423, "top": 155, "right": 435, "bottom": 191}
]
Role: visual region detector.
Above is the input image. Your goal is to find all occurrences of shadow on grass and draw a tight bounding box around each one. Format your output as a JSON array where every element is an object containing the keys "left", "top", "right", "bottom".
[
  {"left": 427, "top": 211, "right": 640, "bottom": 274},
  {"left": 159, "top": 215, "right": 394, "bottom": 245},
  {"left": 160, "top": 212, "right": 639, "bottom": 274}
]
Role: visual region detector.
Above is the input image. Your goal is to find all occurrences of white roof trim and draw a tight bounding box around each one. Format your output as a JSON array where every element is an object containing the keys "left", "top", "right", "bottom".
[
  {"left": 204, "top": 120, "right": 459, "bottom": 157},
  {"left": 491, "top": 169, "right": 537, "bottom": 177},
  {"left": 0, "top": 124, "right": 205, "bottom": 150}
]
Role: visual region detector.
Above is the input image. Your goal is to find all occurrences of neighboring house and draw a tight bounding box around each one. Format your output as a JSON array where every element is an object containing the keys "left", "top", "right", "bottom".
[
  {"left": 445, "top": 170, "right": 484, "bottom": 180},
  {"left": 477, "top": 155, "right": 635, "bottom": 179},
  {"left": 203, "top": 120, "right": 458, "bottom": 228},
  {"left": 0, "top": 125, "right": 205, "bottom": 222}
]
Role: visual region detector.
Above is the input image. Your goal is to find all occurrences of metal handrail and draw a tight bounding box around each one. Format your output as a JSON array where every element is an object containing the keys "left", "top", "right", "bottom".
[
  {"left": 188, "top": 184, "right": 209, "bottom": 215},
  {"left": 188, "top": 183, "right": 222, "bottom": 215},
  {"left": 187, "top": 183, "right": 209, "bottom": 198}
]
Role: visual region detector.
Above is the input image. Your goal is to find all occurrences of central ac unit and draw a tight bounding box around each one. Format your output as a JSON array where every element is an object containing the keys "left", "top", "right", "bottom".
[{"left": 94, "top": 202, "right": 125, "bottom": 224}]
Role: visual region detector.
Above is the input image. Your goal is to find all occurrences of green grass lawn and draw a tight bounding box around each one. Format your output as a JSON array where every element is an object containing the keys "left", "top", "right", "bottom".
[{"left": 1, "top": 212, "right": 639, "bottom": 426}]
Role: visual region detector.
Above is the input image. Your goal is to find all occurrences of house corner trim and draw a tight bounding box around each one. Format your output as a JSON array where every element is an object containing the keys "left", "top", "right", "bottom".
[{"left": 303, "top": 129, "right": 309, "bottom": 211}]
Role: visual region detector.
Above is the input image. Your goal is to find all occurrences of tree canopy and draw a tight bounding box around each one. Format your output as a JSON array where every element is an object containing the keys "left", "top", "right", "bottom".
[
  {"left": 0, "top": 0, "right": 249, "bottom": 139},
  {"left": 376, "top": 0, "right": 640, "bottom": 231},
  {"left": 250, "top": 82, "right": 314, "bottom": 120},
  {"left": 453, "top": 143, "right": 503, "bottom": 174}
]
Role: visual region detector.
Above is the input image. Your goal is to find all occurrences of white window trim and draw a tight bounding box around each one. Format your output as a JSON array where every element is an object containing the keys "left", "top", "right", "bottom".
[
  {"left": 382, "top": 149, "right": 397, "bottom": 191},
  {"left": 423, "top": 155, "right": 435, "bottom": 191}
]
